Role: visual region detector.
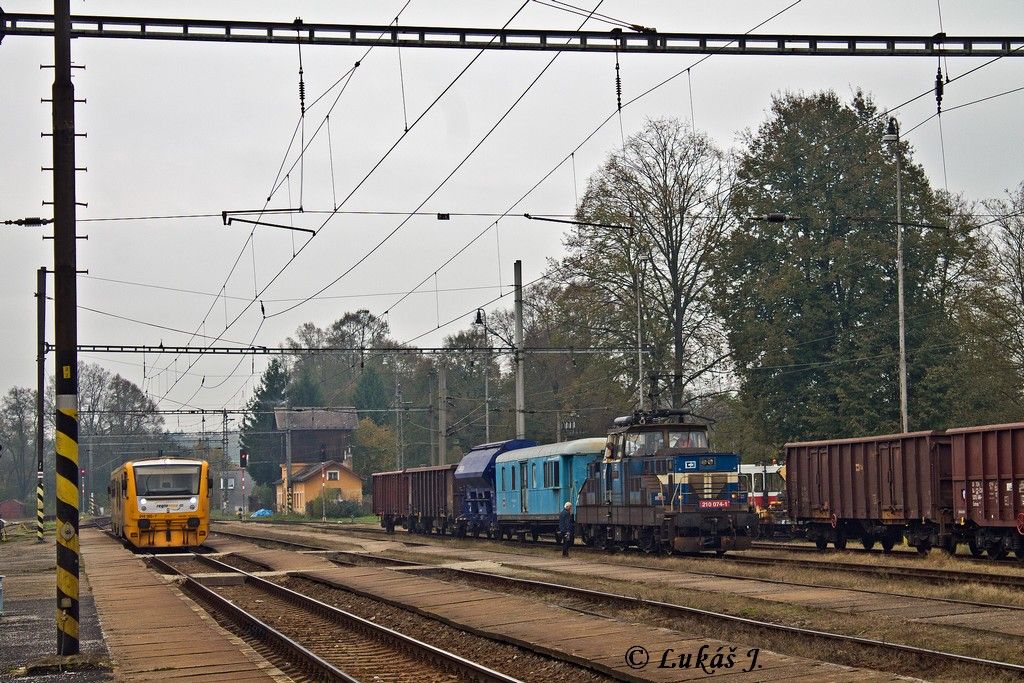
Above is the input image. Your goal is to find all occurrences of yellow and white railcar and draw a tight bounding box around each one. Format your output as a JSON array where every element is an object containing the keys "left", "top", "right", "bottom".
[{"left": 109, "top": 458, "right": 211, "bottom": 549}]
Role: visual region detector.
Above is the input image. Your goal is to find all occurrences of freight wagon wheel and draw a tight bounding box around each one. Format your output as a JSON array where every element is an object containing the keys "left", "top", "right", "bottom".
[
  {"left": 530, "top": 529, "right": 539, "bottom": 542},
  {"left": 860, "top": 536, "right": 875, "bottom": 551},
  {"left": 1016, "top": 549, "right": 1024, "bottom": 562},
  {"left": 1016, "top": 512, "right": 1024, "bottom": 535},
  {"left": 915, "top": 542, "right": 932, "bottom": 556},
  {"left": 814, "top": 537, "right": 828, "bottom": 551},
  {"left": 881, "top": 536, "right": 896, "bottom": 553},
  {"left": 968, "top": 539, "right": 984, "bottom": 557},
  {"left": 988, "top": 546, "right": 1008, "bottom": 561}
]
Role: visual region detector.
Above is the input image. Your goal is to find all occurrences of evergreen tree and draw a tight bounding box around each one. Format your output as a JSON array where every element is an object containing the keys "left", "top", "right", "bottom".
[
  {"left": 352, "top": 366, "right": 391, "bottom": 423},
  {"left": 240, "top": 359, "right": 288, "bottom": 485}
]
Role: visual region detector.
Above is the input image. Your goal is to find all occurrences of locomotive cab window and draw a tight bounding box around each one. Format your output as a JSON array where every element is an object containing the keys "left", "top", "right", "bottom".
[{"left": 668, "top": 430, "right": 708, "bottom": 449}]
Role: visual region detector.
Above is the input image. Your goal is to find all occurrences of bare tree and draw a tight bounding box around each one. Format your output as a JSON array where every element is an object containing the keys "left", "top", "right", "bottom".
[
  {"left": 0, "top": 387, "right": 38, "bottom": 502},
  {"left": 558, "top": 118, "right": 735, "bottom": 408},
  {"left": 984, "top": 182, "right": 1024, "bottom": 376}
]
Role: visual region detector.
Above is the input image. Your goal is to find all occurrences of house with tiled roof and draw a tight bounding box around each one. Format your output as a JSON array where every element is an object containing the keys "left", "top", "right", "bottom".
[{"left": 272, "top": 459, "right": 363, "bottom": 511}]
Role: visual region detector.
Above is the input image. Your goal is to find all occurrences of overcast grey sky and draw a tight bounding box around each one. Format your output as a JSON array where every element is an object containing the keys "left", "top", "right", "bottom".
[{"left": 2, "top": 1, "right": 1022, "bottom": 433}]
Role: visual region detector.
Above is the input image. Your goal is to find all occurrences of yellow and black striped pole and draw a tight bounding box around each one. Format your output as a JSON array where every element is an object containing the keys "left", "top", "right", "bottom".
[
  {"left": 52, "top": 0, "right": 81, "bottom": 656},
  {"left": 37, "top": 267, "right": 47, "bottom": 544},
  {"left": 36, "top": 475, "right": 45, "bottom": 543}
]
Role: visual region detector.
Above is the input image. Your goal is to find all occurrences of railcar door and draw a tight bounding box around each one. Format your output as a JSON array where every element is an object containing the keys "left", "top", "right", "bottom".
[{"left": 519, "top": 461, "right": 528, "bottom": 513}]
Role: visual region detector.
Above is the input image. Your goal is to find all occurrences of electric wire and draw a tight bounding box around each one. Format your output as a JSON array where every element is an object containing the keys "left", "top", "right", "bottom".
[
  {"left": 149, "top": 3, "right": 421, "bottom": 406},
  {"left": 382, "top": 0, "right": 807, "bottom": 341},
  {"left": 264, "top": 1, "right": 595, "bottom": 321}
]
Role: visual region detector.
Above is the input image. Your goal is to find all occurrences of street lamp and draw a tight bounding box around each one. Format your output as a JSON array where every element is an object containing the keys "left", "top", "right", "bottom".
[
  {"left": 472, "top": 308, "right": 491, "bottom": 442},
  {"left": 882, "top": 117, "right": 909, "bottom": 433}
]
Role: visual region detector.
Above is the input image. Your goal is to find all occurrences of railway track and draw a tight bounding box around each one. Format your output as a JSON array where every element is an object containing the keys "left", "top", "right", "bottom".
[
  {"left": 751, "top": 539, "right": 1024, "bottom": 566},
  {"left": 212, "top": 524, "right": 1024, "bottom": 613},
  {"left": 207, "top": 528, "right": 1024, "bottom": 680},
  {"left": 214, "top": 521, "right": 1024, "bottom": 592},
  {"left": 148, "top": 553, "right": 522, "bottom": 683}
]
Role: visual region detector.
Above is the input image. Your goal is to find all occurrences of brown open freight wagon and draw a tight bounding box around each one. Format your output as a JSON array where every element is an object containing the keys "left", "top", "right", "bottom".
[{"left": 784, "top": 431, "right": 953, "bottom": 553}]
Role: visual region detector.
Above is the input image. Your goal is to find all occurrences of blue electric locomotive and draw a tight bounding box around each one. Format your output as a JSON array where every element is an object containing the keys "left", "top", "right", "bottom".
[
  {"left": 494, "top": 437, "right": 606, "bottom": 541},
  {"left": 576, "top": 411, "right": 756, "bottom": 554}
]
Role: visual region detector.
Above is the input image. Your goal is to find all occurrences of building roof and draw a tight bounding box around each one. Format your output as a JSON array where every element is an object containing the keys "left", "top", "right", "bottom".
[
  {"left": 272, "top": 460, "right": 363, "bottom": 485},
  {"left": 274, "top": 407, "right": 359, "bottom": 431}
]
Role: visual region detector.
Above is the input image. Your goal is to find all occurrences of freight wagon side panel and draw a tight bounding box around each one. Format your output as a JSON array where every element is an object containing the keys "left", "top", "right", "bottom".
[
  {"left": 786, "top": 432, "right": 945, "bottom": 524},
  {"left": 408, "top": 465, "right": 456, "bottom": 519},
  {"left": 949, "top": 423, "right": 1024, "bottom": 529},
  {"left": 372, "top": 471, "right": 407, "bottom": 517}
]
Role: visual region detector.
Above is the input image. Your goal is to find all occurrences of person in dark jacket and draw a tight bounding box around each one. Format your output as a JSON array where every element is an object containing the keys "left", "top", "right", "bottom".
[{"left": 559, "top": 501, "right": 575, "bottom": 557}]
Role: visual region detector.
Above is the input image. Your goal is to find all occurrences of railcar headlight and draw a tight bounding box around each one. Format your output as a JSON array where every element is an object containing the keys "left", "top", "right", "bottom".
[
  {"left": 189, "top": 496, "right": 197, "bottom": 509},
  {"left": 140, "top": 498, "right": 147, "bottom": 506}
]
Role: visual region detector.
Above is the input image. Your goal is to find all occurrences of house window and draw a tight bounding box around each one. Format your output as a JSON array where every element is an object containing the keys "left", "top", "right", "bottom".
[
  {"left": 227, "top": 477, "right": 235, "bottom": 490},
  {"left": 327, "top": 470, "right": 340, "bottom": 481},
  {"left": 219, "top": 477, "right": 225, "bottom": 490}
]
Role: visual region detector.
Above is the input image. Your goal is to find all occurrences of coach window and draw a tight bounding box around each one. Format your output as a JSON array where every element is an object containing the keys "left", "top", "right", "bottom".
[
  {"left": 511, "top": 466, "right": 516, "bottom": 491},
  {"left": 532, "top": 463, "right": 537, "bottom": 488},
  {"left": 543, "top": 460, "right": 560, "bottom": 488},
  {"left": 121, "top": 472, "right": 128, "bottom": 497}
]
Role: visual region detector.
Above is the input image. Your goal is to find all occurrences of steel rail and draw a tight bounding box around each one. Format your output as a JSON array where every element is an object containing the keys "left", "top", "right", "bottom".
[
  {"left": 208, "top": 523, "right": 1024, "bottom": 675},
  {"left": 405, "top": 566, "right": 1024, "bottom": 677},
  {"left": 147, "top": 555, "right": 359, "bottom": 683},
  {"left": 213, "top": 522, "right": 1024, "bottom": 608},
  {"left": 751, "top": 539, "right": 1022, "bottom": 567},
  {"left": 2, "top": 12, "right": 1023, "bottom": 57},
  {"left": 715, "top": 553, "right": 1024, "bottom": 590},
  {"left": 153, "top": 552, "right": 523, "bottom": 683},
  {"left": 215, "top": 520, "right": 1024, "bottom": 588}
]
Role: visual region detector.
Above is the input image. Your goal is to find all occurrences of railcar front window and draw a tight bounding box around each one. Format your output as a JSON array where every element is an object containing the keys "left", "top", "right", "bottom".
[{"left": 135, "top": 465, "right": 202, "bottom": 496}]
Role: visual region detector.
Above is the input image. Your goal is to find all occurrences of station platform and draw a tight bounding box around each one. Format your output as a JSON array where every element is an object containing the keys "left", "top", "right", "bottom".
[{"left": 79, "top": 528, "right": 285, "bottom": 682}]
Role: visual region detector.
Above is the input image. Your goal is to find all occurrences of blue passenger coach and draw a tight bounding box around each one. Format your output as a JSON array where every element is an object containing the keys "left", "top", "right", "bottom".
[
  {"left": 495, "top": 437, "right": 606, "bottom": 541},
  {"left": 452, "top": 439, "right": 535, "bottom": 537}
]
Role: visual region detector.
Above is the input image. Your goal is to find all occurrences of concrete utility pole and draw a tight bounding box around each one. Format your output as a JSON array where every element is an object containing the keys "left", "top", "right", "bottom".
[
  {"left": 52, "top": 0, "right": 81, "bottom": 655},
  {"left": 36, "top": 267, "right": 46, "bottom": 543},
  {"left": 284, "top": 429, "right": 293, "bottom": 513},
  {"left": 472, "top": 308, "right": 491, "bottom": 443},
  {"left": 514, "top": 260, "right": 526, "bottom": 439},
  {"left": 883, "top": 117, "right": 909, "bottom": 433},
  {"left": 437, "top": 361, "right": 447, "bottom": 465}
]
